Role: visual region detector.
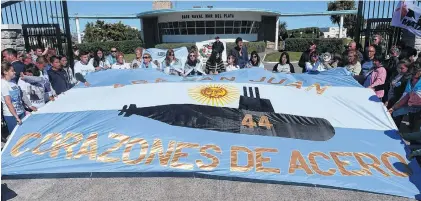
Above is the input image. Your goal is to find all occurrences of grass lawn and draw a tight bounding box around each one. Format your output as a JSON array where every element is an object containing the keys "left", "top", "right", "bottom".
[{"left": 265, "top": 51, "right": 302, "bottom": 62}]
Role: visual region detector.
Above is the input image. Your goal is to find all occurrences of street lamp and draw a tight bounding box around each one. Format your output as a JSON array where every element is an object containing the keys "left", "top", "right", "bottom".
[{"left": 300, "top": 32, "right": 303, "bottom": 38}]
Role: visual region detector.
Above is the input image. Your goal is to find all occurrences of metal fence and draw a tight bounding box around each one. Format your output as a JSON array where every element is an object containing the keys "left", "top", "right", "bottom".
[{"left": 1, "top": 0, "right": 73, "bottom": 66}]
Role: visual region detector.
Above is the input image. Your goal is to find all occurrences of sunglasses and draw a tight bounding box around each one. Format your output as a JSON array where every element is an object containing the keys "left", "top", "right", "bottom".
[
  {"left": 189, "top": 54, "right": 195, "bottom": 57},
  {"left": 111, "top": 51, "right": 117, "bottom": 53},
  {"left": 143, "top": 56, "right": 150, "bottom": 59},
  {"left": 168, "top": 53, "right": 174, "bottom": 56},
  {"left": 253, "top": 55, "right": 258, "bottom": 58},
  {"left": 312, "top": 55, "right": 318, "bottom": 58}
]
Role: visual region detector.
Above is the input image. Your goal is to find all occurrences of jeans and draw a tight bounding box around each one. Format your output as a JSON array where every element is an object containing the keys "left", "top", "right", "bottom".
[{"left": 4, "top": 113, "right": 25, "bottom": 134}]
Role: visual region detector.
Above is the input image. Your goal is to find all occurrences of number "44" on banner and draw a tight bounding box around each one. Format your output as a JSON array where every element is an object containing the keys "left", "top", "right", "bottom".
[{"left": 241, "top": 114, "right": 273, "bottom": 129}]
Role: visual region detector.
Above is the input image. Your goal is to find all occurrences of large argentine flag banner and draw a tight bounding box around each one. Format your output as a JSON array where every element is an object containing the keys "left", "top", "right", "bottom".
[{"left": 2, "top": 68, "right": 421, "bottom": 199}]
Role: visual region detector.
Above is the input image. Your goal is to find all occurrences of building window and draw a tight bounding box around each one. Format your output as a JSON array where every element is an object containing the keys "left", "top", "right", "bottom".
[{"left": 158, "top": 20, "right": 260, "bottom": 36}]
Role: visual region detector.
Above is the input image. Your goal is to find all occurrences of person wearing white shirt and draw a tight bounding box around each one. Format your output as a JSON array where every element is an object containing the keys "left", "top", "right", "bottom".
[
  {"left": 272, "top": 52, "right": 295, "bottom": 73},
  {"left": 226, "top": 55, "right": 240, "bottom": 72},
  {"left": 161, "top": 49, "right": 183, "bottom": 75},
  {"left": 1, "top": 62, "right": 32, "bottom": 134},
  {"left": 305, "top": 52, "right": 327, "bottom": 72},
  {"left": 74, "top": 51, "right": 94, "bottom": 87},
  {"left": 89, "top": 48, "right": 110, "bottom": 71},
  {"left": 111, "top": 52, "right": 131, "bottom": 69},
  {"left": 18, "top": 64, "right": 46, "bottom": 109}
]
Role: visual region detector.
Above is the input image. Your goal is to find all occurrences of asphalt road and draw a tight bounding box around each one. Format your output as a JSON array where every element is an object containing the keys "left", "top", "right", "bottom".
[{"left": 1, "top": 176, "right": 416, "bottom": 201}]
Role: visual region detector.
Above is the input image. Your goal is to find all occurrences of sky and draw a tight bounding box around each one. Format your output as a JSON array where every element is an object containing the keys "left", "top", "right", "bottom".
[{"left": 67, "top": 1, "right": 340, "bottom": 34}]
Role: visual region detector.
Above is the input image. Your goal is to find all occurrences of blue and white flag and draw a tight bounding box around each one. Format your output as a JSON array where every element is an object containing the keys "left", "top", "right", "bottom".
[{"left": 2, "top": 68, "right": 421, "bottom": 199}]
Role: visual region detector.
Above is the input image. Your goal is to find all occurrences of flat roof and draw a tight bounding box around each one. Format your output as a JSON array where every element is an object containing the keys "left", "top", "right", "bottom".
[{"left": 137, "top": 8, "right": 358, "bottom": 18}]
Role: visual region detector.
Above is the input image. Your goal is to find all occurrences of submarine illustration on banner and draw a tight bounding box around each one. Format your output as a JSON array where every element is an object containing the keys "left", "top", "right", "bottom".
[{"left": 118, "top": 86, "right": 335, "bottom": 141}]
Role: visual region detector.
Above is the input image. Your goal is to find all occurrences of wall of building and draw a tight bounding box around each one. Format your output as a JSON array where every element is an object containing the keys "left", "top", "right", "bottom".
[
  {"left": 1, "top": 24, "right": 25, "bottom": 51},
  {"left": 142, "top": 17, "right": 160, "bottom": 48},
  {"left": 162, "top": 34, "right": 258, "bottom": 43},
  {"left": 158, "top": 12, "right": 262, "bottom": 23}
]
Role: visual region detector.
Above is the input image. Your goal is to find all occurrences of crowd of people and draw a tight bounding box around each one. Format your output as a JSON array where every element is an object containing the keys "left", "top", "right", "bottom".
[
  {"left": 2, "top": 34, "right": 421, "bottom": 142},
  {"left": 295, "top": 34, "right": 421, "bottom": 134}
]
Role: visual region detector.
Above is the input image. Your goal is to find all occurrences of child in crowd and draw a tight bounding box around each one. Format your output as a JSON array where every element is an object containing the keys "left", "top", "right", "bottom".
[{"left": 226, "top": 55, "right": 239, "bottom": 72}]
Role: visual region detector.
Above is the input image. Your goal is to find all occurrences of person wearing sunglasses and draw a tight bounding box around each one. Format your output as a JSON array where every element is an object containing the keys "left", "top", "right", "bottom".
[
  {"left": 111, "top": 52, "right": 131, "bottom": 69},
  {"left": 206, "top": 50, "right": 225, "bottom": 75},
  {"left": 161, "top": 49, "right": 183, "bottom": 75},
  {"left": 106, "top": 47, "right": 120, "bottom": 65},
  {"left": 246, "top": 51, "right": 264, "bottom": 68},
  {"left": 305, "top": 51, "right": 327, "bottom": 72},
  {"left": 184, "top": 50, "right": 206, "bottom": 76},
  {"left": 139, "top": 53, "right": 158, "bottom": 69},
  {"left": 226, "top": 55, "right": 239, "bottom": 72}
]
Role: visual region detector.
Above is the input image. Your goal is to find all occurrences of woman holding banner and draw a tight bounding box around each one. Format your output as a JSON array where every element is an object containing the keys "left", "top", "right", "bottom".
[
  {"left": 184, "top": 50, "right": 205, "bottom": 76},
  {"left": 246, "top": 51, "right": 264, "bottom": 68},
  {"left": 389, "top": 63, "right": 421, "bottom": 132},
  {"left": 161, "top": 49, "right": 183, "bottom": 75},
  {"left": 139, "top": 53, "right": 158, "bottom": 69},
  {"left": 206, "top": 50, "right": 225, "bottom": 75}
]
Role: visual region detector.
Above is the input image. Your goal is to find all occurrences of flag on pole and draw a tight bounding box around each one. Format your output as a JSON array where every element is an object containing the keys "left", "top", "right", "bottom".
[{"left": 392, "top": 0, "right": 421, "bottom": 36}]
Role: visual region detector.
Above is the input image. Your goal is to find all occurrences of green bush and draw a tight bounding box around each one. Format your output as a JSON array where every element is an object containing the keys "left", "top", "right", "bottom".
[
  {"left": 77, "top": 40, "right": 144, "bottom": 54},
  {"left": 155, "top": 41, "right": 266, "bottom": 53},
  {"left": 285, "top": 38, "right": 346, "bottom": 54}
]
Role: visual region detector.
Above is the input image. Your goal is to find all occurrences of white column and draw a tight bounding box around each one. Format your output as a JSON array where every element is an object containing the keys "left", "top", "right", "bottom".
[
  {"left": 75, "top": 17, "right": 82, "bottom": 44},
  {"left": 339, "top": 15, "right": 344, "bottom": 38},
  {"left": 275, "top": 16, "right": 279, "bottom": 51}
]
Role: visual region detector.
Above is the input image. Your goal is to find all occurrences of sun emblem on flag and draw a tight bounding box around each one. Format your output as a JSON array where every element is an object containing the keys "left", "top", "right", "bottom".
[{"left": 188, "top": 84, "right": 239, "bottom": 106}]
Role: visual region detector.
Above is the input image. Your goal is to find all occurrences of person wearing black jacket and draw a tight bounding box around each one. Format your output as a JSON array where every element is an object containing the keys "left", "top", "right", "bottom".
[
  {"left": 298, "top": 42, "right": 316, "bottom": 73},
  {"left": 212, "top": 36, "right": 224, "bottom": 55},
  {"left": 229, "top": 37, "right": 248, "bottom": 68},
  {"left": 383, "top": 46, "right": 400, "bottom": 102},
  {"left": 386, "top": 59, "right": 412, "bottom": 109},
  {"left": 47, "top": 56, "right": 70, "bottom": 95}
]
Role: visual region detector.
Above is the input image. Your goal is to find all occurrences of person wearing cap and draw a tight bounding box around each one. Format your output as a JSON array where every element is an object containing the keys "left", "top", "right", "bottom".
[
  {"left": 229, "top": 37, "right": 248, "bottom": 69},
  {"left": 298, "top": 42, "right": 317, "bottom": 73},
  {"left": 212, "top": 36, "right": 224, "bottom": 55}
]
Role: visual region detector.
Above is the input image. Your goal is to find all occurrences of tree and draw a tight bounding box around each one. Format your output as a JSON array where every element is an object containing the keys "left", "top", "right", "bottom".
[
  {"left": 83, "top": 20, "right": 142, "bottom": 43},
  {"left": 327, "top": 0, "right": 357, "bottom": 38},
  {"left": 278, "top": 21, "right": 288, "bottom": 38}
]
